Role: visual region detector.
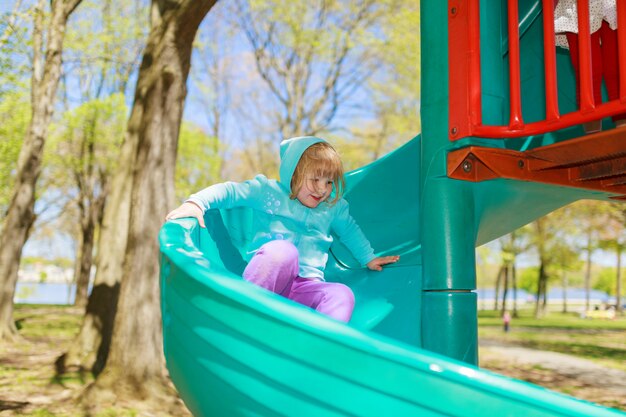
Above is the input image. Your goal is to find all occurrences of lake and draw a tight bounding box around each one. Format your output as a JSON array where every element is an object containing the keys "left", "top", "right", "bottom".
[{"left": 15, "top": 282, "right": 76, "bottom": 305}]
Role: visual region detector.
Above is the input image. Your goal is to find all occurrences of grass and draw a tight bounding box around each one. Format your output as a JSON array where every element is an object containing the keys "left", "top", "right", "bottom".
[
  {"left": 15, "top": 306, "right": 84, "bottom": 339},
  {"left": 478, "top": 308, "right": 626, "bottom": 411},
  {"left": 478, "top": 308, "right": 626, "bottom": 330},
  {"left": 0, "top": 304, "right": 189, "bottom": 417},
  {"left": 478, "top": 309, "right": 626, "bottom": 370}
]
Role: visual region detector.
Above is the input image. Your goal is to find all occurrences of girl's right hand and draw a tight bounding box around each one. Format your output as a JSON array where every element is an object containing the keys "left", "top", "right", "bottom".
[{"left": 165, "top": 201, "right": 206, "bottom": 228}]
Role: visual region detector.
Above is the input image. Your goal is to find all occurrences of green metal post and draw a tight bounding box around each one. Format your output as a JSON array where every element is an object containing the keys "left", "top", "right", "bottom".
[{"left": 419, "top": 0, "right": 509, "bottom": 365}]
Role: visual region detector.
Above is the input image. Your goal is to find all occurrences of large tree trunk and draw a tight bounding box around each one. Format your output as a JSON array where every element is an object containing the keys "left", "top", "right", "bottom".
[
  {"left": 58, "top": 141, "right": 134, "bottom": 374},
  {"left": 0, "top": 0, "right": 82, "bottom": 341},
  {"left": 80, "top": 0, "right": 216, "bottom": 409}
]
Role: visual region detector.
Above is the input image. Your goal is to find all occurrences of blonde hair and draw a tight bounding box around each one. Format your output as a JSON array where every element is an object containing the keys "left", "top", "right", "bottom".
[{"left": 290, "top": 142, "right": 345, "bottom": 205}]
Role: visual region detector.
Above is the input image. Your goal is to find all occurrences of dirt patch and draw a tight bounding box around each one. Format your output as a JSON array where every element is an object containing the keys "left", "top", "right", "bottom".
[
  {"left": 480, "top": 342, "right": 626, "bottom": 412},
  {"left": 0, "top": 306, "right": 191, "bottom": 416}
]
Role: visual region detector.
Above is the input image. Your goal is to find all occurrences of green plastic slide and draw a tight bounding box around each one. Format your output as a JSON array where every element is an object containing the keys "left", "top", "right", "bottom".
[
  {"left": 159, "top": 138, "right": 624, "bottom": 417},
  {"left": 159, "top": 1, "right": 626, "bottom": 415}
]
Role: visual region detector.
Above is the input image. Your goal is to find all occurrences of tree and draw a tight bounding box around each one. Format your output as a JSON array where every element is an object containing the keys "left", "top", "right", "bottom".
[
  {"left": 189, "top": 5, "right": 234, "bottom": 179},
  {"left": 598, "top": 205, "right": 626, "bottom": 314},
  {"left": 532, "top": 218, "right": 551, "bottom": 317},
  {"left": 0, "top": 1, "right": 31, "bottom": 96},
  {"left": 53, "top": 0, "right": 145, "bottom": 309},
  {"left": 53, "top": 0, "right": 149, "bottom": 373},
  {"left": 352, "top": 0, "right": 420, "bottom": 154},
  {"left": 47, "top": 95, "right": 127, "bottom": 308},
  {"left": 494, "top": 230, "right": 527, "bottom": 317},
  {"left": 63, "top": 0, "right": 146, "bottom": 98},
  {"left": 528, "top": 208, "right": 574, "bottom": 317},
  {"left": 80, "top": 0, "right": 217, "bottom": 410},
  {"left": 0, "top": 92, "right": 30, "bottom": 221},
  {"left": 175, "top": 122, "right": 224, "bottom": 201},
  {"left": 525, "top": 203, "right": 589, "bottom": 317},
  {"left": 231, "top": 0, "right": 393, "bottom": 141},
  {"left": 0, "top": 0, "right": 83, "bottom": 341},
  {"left": 552, "top": 242, "right": 582, "bottom": 313},
  {"left": 0, "top": 1, "right": 27, "bottom": 48},
  {"left": 571, "top": 200, "right": 613, "bottom": 311}
]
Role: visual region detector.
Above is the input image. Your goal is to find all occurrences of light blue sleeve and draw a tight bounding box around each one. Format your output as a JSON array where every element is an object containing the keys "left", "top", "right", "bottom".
[
  {"left": 330, "top": 200, "right": 376, "bottom": 266},
  {"left": 186, "top": 175, "right": 266, "bottom": 212}
]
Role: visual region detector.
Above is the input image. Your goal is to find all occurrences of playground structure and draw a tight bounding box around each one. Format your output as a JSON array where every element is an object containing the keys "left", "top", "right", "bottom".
[{"left": 159, "top": 1, "right": 626, "bottom": 416}]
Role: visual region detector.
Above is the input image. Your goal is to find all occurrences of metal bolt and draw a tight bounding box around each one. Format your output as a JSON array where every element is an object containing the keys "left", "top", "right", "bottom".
[
  {"left": 451, "top": 126, "right": 458, "bottom": 136},
  {"left": 518, "top": 160, "right": 524, "bottom": 168},
  {"left": 451, "top": 7, "right": 457, "bottom": 15},
  {"left": 462, "top": 159, "right": 472, "bottom": 173}
]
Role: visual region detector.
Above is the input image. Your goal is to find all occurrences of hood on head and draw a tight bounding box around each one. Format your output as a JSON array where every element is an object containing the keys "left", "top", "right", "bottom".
[{"left": 279, "top": 136, "right": 326, "bottom": 190}]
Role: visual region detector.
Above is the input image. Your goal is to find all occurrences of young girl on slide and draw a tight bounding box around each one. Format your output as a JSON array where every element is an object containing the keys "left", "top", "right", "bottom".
[
  {"left": 165, "top": 136, "right": 399, "bottom": 323},
  {"left": 554, "top": 0, "right": 626, "bottom": 133}
]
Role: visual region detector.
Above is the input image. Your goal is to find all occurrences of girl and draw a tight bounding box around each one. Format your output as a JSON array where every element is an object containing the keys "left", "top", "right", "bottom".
[
  {"left": 165, "top": 136, "right": 399, "bottom": 322},
  {"left": 554, "top": 0, "right": 626, "bottom": 133}
]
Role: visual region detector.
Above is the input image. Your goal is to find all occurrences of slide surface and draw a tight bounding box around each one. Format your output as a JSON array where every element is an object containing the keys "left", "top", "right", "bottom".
[
  {"left": 159, "top": 140, "right": 624, "bottom": 417},
  {"left": 159, "top": 2, "right": 626, "bottom": 414}
]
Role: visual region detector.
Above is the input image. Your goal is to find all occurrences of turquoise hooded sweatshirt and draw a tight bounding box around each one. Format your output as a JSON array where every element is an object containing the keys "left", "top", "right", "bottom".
[{"left": 187, "top": 136, "right": 376, "bottom": 280}]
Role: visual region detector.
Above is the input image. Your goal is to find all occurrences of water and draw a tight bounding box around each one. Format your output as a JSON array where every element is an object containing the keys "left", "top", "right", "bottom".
[{"left": 15, "top": 282, "right": 76, "bottom": 305}]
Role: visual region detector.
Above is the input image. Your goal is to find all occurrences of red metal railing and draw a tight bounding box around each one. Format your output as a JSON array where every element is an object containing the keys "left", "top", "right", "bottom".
[{"left": 448, "top": 0, "right": 626, "bottom": 140}]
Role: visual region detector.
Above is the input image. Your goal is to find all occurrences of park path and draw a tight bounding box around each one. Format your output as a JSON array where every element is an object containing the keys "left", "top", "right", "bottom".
[{"left": 479, "top": 340, "right": 626, "bottom": 410}]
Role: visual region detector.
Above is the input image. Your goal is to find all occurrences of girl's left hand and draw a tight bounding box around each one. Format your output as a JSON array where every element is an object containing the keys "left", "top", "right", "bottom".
[{"left": 367, "top": 255, "right": 400, "bottom": 271}]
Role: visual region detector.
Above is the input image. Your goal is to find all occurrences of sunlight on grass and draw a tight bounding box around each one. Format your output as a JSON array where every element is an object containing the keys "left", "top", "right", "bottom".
[
  {"left": 478, "top": 309, "right": 626, "bottom": 371},
  {"left": 478, "top": 309, "right": 626, "bottom": 330},
  {"left": 14, "top": 304, "right": 83, "bottom": 340},
  {"left": 95, "top": 409, "right": 139, "bottom": 417}
]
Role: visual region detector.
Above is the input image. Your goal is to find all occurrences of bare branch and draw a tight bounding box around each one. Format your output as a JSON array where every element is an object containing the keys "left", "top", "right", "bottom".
[{"left": 0, "top": 0, "right": 24, "bottom": 48}]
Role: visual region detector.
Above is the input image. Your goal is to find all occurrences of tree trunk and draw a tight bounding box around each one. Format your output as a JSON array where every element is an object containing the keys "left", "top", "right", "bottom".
[
  {"left": 493, "top": 266, "right": 503, "bottom": 311},
  {"left": 58, "top": 150, "right": 133, "bottom": 374},
  {"left": 73, "top": 212, "right": 94, "bottom": 308},
  {"left": 561, "top": 269, "right": 568, "bottom": 314},
  {"left": 584, "top": 236, "right": 592, "bottom": 311},
  {"left": 500, "top": 265, "right": 509, "bottom": 317},
  {"left": 0, "top": 0, "right": 82, "bottom": 341},
  {"left": 616, "top": 247, "right": 623, "bottom": 314},
  {"left": 73, "top": 189, "right": 106, "bottom": 309},
  {"left": 81, "top": 0, "right": 217, "bottom": 410},
  {"left": 535, "top": 261, "right": 547, "bottom": 318},
  {"left": 512, "top": 263, "right": 518, "bottom": 317}
]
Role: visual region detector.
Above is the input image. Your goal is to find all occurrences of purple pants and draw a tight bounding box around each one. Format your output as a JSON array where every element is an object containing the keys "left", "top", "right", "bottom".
[{"left": 242, "top": 240, "right": 355, "bottom": 322}]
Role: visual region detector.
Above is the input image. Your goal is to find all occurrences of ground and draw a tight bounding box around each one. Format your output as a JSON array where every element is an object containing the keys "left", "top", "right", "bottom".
[
  {"left": 1, "top": 306, "right": 624, "bottom": 415},
  {"left": 0, "top": 306, "right": 191, "bottom": 417},
  {"left": 480, "top": 340, "right": 626, "bottom": 411}
]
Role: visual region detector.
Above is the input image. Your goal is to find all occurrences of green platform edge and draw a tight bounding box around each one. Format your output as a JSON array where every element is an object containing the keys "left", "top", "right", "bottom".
[{"left": 159, "top": 1, "right": 626, "bottom": 416}]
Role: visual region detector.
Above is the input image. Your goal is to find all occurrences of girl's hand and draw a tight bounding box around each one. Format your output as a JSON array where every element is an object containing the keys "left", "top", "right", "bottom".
[
  {"left": 367, "top": 255, "right": 400, "bottom": 271},
  {"left": 165, "top": 201, "right": 205, "bottom": 228}
]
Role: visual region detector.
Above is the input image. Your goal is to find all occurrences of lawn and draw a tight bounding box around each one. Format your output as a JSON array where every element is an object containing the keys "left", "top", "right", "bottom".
[{"left": 478, "top": 309, "right": 626, "bottom": 371}]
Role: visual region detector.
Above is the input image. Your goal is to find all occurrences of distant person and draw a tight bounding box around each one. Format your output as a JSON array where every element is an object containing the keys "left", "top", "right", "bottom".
[
  {"left": 165, "top": 136, "right": 399, "bottom": 323},
  {"left": 554, "top": 0, "right": 626, "bottom": 133},
  {"left": 503, "top": 311, "right": 512, "bottom": 333}
]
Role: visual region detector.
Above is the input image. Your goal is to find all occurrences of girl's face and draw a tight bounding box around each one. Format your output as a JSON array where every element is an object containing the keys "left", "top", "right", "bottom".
[{"left": 296, "top": 175, "right": 334, "bottom": 208}]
